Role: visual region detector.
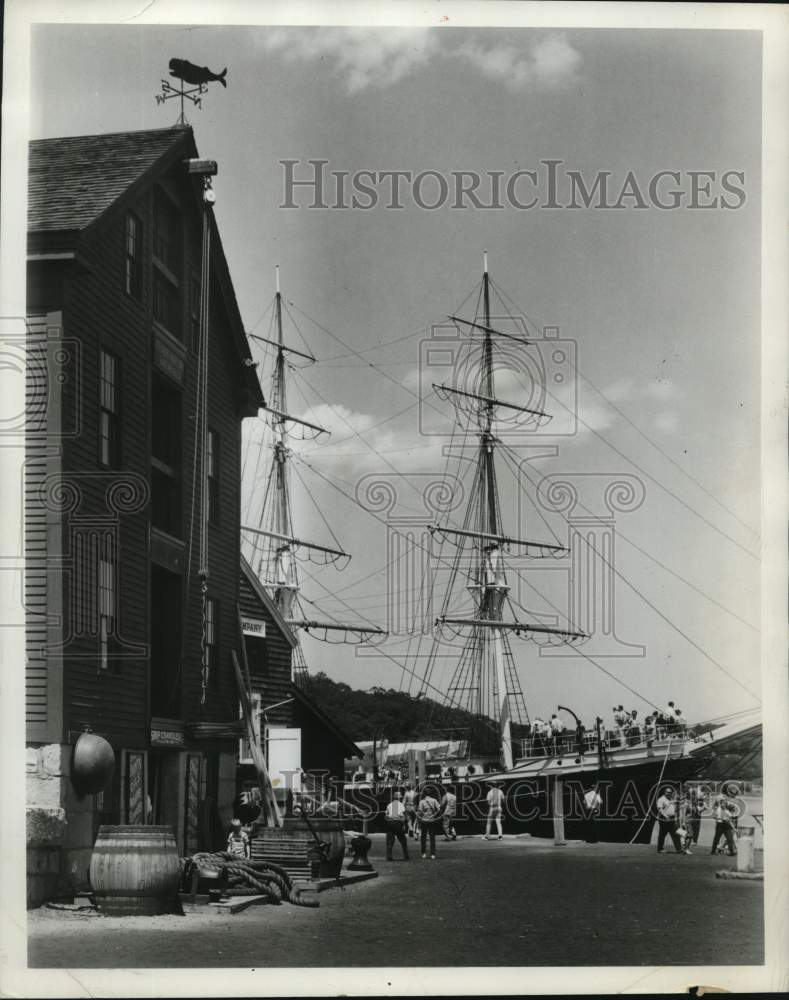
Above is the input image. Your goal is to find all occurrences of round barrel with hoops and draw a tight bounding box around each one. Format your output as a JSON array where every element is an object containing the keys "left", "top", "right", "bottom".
[{"left": 89, "top": 825, "right": 180, "bottom": 916}]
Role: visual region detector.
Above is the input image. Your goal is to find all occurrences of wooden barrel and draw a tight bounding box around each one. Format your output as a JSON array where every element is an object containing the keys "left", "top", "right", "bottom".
[{"left": 89, "top": 825, "right": 180, "bottom": 916}]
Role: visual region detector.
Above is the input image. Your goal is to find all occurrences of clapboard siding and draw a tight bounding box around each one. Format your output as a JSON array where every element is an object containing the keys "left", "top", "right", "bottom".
[
  {"left": 26, "top": 132, "right": 257, "bottom": 753},
  {"left": 238, "top": 571, "right": 294, "bottom": 728},
  {"left": 25, "top": 313, "right": 52, "bottom": 740}
]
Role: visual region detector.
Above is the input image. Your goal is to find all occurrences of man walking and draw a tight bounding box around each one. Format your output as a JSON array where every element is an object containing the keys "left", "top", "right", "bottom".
[
  {"left": 384, "top": 791, "right": 409, "bottom": 861},
  {"left": 656, "top": 786, "right": 690, "bottom": 854},
  {"left": 403, "top": 784, "right": 417, "bottom": 838},
  {"left": 416, "top": 786, "right": 443, "bottom": 859},
  {"left": 583, "top": 785, "right": 602, "bottom": 844},
  {"left": 440, "top": 788, "right": 458, "bottom": 841},
  {"left": 710, "top": 784, "right": 739, "bottom": 856},
  {"left": 484, "top": 782, "right": 505, "bottom": 840}
]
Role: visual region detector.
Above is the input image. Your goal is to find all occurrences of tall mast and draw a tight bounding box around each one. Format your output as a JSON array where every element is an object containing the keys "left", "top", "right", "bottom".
[
  {"left": 476, "top": 251, "right": 513, "bottom": 769},
  {"left": 272, "top": 266, "right": 298, "bottom": 621}
]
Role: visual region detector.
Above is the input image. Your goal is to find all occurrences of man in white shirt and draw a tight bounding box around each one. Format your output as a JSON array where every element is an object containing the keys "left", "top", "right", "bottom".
[
  {"left": 384, "top": 791, "right": 410, "bottom": 861},
  {"left": 484, "top": 783, "right": 505, "bottom": 840},
  {"left": 655, "top": 786, "right": 689, "bottom": 854},
  {"left": 710, "top": 784, "right": 738, "bottom": 856},
  {"left": 441, "top": 789, "right": 458, "bottom": 841},
  {"left": 550, "top": 714, "right": 565, "bottom": 753},
  {"left": 583, "top": 786, "right": 603, "bottom": 843}
]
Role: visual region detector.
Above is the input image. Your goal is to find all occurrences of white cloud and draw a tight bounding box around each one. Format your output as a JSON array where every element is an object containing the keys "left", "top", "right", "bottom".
[
  {"left": 456, "top": 33, "right": 581, "bottom": 92},
  {"left": 260, "top": 28, "right": 581, "bottom": 94},
  {"left": 261, "top": 27, "right": 439, "bottom": 94}
]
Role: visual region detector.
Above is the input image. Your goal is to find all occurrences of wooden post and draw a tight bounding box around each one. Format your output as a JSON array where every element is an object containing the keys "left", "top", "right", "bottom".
[
  {"left": 231, "top": 649, "right": 282, "bottom": 827},
  {"left": 552, "top": 777, "right": 566, "bottom": 846}
]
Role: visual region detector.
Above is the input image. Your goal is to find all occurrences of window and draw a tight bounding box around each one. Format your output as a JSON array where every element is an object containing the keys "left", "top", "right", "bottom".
[
  {"left": 125, "top": 212, "right": 142, "bottom": 299},
  {"left": 150, "top": 375, "right": 182, "bottom": 536},
  {"left": 206, "top": 596, "right": 219, "bottom": 690},
  {"left": 153, "top": 269, "right": 181, "bottom": 337},
  {"left": 152, "top": 188, "right": 182, "bottom": 338},
  {"left": 207, "top": 429, "right": 219, "bottom": 525},
  {"left": 98, "top": 533, "right": 115, "bottom": 671},
  {"left": 190, "top": 276, "right": 201, "bottom": 352},
  {"left": 153, "top": 189, "right": 181, "bottom": 276},
  {"left": 99, "top": 349, "right": 120, "bottom": 468}
]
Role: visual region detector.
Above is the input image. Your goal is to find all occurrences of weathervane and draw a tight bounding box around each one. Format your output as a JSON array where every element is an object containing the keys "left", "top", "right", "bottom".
[{"left": 156, "top": 58, "right": 228, "bottom": 126}]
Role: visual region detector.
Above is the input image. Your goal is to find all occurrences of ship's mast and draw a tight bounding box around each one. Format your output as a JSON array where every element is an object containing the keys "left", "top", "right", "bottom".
[
  {"left": 271, "top": 266, "right": 299, "bottom": 621},
  {"left": 478, "top": 251, "right": 513, "bottom": 769},
  {"left": 243, "top": 271, "right": 386, "bottom": 683}
]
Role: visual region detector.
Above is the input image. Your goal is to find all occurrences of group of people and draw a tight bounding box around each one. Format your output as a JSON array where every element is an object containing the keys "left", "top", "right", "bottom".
[
  {"left": 384, "top": 782, "right": 507, "bottom": 859},
  {"left": 384, "top": 785, "right": 457, "bottom": 860},
  {"left": 655, "top": 783, "right": 740, "bottom": 856}
]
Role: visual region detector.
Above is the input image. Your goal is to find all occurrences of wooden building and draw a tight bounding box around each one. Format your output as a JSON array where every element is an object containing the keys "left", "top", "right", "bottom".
[
  {"left": 25, "top": 126, "right": 264, "bottom": 905},
  {"left": 238, "top": 558, "right": 361, "bottom": 811}
]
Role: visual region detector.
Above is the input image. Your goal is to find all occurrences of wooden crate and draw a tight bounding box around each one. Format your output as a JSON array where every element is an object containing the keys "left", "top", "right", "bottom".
[{"left": 250, "top": 834, "right": 317, "bottom": 881}]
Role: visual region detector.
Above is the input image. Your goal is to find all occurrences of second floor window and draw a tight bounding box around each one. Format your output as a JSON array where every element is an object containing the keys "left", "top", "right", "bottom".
[
  {"left": 151, "top": 374, "right": 182, "bottom": 537},
  {"left": 207, "top": 429, "right": 220, "bottom": 525},
  {"left": 99, "top": 349, "right": 120, "bottom": 468},
  {"left": 125, "top": 212, "right": 142, "bottom": 299},
  {"left": 98, "top": 534, "right": 115, "bottom": 672},
  {"left": 205, "top": 596, "right": 219, "bottom": 690}
]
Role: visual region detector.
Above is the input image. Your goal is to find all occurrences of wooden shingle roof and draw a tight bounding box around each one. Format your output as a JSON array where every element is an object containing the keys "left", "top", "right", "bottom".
[{"left": 28, "top": 126, "right": 193, "bottom": 233}]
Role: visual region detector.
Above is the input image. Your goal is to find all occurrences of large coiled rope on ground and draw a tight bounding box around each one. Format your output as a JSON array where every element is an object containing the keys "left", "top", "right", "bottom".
[{"left": 182, "top": 852, "right": 319, "bottom": 907}]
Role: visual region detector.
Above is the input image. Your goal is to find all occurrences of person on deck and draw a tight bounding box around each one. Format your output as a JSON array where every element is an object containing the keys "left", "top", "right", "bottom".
[
  {"left": 441, "top": 788, "right": 458, "bottom": 841},
  {"left": 549, "top": 714, "right": 565, "bottom": 753},
  {"left": 416, "top": 787, "right": 442, "bottom": 859},
  {"left": 656, "top": 786, "right": 690, "bottom": 854},
  {"left": 227, "top": 818, "right": 250, "bottom": 860},
  {"left": 484, "top": 782, "right": 505, "bottom": 840},
  {"left": 627, "top": 710, "right": 641, "bottom": 746},
  {"left": 384, "top": 791, "right": 410, "bottom": 861}
]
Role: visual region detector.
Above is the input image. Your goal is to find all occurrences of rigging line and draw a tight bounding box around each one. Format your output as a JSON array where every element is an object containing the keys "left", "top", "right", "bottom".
[
  {"left": 287, "top": 370, "right": 449, "bottom": 513},
  {"left": 497, "top": 438, "right": 760, "bottom": 635},
  {"left": 536, "top": 365, "right": 758, "bottom": 562},
  {"left": 271, "top": 296, "right": 318, "bottom": 360},
  {"left": 310, "top": 279, "right": 482, "bottom": 363},
  {"left": 582, "top": 532, "right": 761, "bottom": 704},
  {"left": 494, "top": 445, "right": 569, "bottom": 549},
  {"left": 246, "top": 294, "right": 276, "bottom": 336},
  {"left": 283, "top": 297, "right": 470, "bottom": 431},
  {"left": 488, "top": 277, "right": 761, "bottom": 548},
  {"left": 297, "top": 584, "right": 476, "bottom": 719},
  {"left": 294, "top": 405, "right": 738, "bottom": 713},
  {"left": 299, "top": 398, "right": 425, "bottom": 456},
  {"left": 291, "top": 459, "right": 345, "bottom": 551}
]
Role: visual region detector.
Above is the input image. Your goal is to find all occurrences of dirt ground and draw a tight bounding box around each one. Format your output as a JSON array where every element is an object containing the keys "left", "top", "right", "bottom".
[{"left": 27, "top": 831, "right": 764, "bottom": 969}]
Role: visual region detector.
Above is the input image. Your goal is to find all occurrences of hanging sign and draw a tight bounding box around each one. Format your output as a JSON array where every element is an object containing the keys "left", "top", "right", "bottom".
[{"left": 241, "top": 617, "right": 266, "bottom": 638}]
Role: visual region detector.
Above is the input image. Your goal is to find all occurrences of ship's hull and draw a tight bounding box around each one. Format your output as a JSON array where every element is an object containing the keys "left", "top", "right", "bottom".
[{"left": 342, "top": 738, "right": 713, "bottom": 843}]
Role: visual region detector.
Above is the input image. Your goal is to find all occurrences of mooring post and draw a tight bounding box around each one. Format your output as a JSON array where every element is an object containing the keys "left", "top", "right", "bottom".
[{"left": 552, "top": 777, "right": 566, "bottom": 846}]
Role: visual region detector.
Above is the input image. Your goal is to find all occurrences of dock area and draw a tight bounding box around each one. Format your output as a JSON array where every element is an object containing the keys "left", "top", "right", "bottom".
[{"left": 28, "top": 832, "right": 763, "bottom": 969}]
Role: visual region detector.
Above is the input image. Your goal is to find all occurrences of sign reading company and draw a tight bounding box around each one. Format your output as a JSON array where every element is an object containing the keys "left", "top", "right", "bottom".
[{"left": 241, "top": 617, "right": 266, "bottom": 638}]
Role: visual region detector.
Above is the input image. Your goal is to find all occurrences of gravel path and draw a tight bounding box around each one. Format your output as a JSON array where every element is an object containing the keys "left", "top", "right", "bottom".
[{"left": 27, "top": 835, "right": 763, "bottom": 969}]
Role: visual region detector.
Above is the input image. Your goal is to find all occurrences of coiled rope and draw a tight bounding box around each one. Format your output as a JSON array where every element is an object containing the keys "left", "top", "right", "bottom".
[{"left": 182, "top": 851, "right": 319, "bottom": 907}]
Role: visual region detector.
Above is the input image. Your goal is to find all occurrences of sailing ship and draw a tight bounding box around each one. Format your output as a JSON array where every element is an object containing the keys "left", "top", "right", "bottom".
[
  {"left": 241, "top": 266, "right": 385, "bottom": 749},
  {"left": 343, "top": 252, "right": 760, "bottom": 843}
]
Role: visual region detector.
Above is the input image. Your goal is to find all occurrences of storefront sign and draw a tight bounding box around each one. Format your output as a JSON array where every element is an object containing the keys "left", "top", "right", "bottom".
[
  {"left": 150, "top": 726, "right": 185, "bottom": 747},
  {"left": 241, "top": 617, "right": 266, "bottom": 638}
]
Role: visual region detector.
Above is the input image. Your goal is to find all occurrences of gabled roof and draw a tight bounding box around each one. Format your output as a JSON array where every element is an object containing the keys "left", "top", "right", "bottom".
[
  {"left": 240, "top": 556, "right": 298, "bottom": 649},
  {"left": 28, "top": 126, "right": 192, "bottom": 233},
  {"left": 28, "top": 126, "right": 264, "bottom": 412},
  {"left": 290, "top": 683, "right": 363, "bottom": 759}
]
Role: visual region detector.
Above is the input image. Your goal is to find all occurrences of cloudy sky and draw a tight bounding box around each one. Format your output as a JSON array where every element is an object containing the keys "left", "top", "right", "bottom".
[{"left": 28, "top": 19, "right": 763, "bottom": 725}]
